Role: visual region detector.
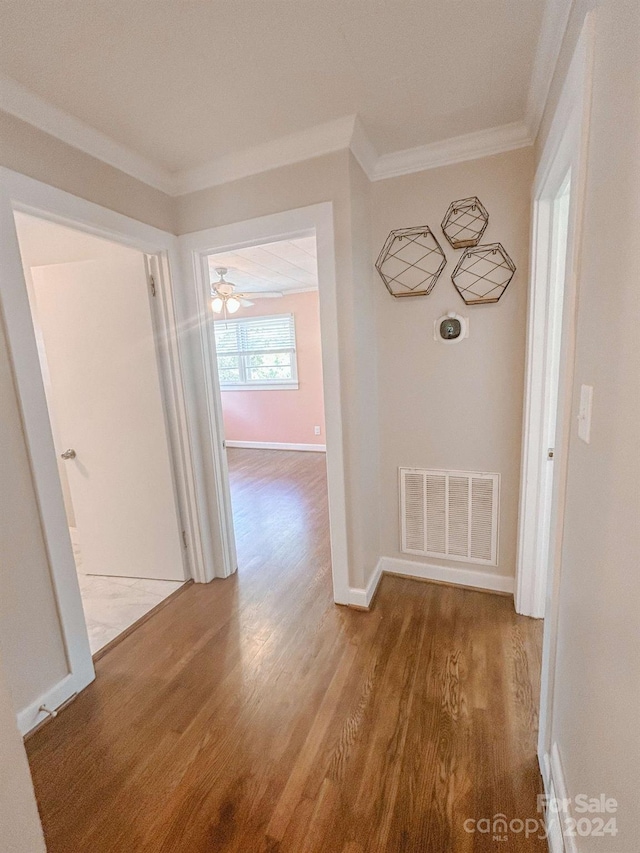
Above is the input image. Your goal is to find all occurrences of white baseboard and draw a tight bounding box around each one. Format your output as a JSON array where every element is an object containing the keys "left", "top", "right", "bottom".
[
  {"left": 17, "top": 673, "right": 79, "bottom": 736},
  {"left": 347, "top": 558, "right": 383, "bottom": 608},
  {"left": 345, "top": 555, "right": 514, "bottom": 610},
  {"left": 225, "top": 440, "right": 326, "bottom": 452},
  {"left": 379, "top": 556, "right": 515, "bottom": 594},
  {"left": 540, "top": 743, "right": 576, "bottom": 853}
]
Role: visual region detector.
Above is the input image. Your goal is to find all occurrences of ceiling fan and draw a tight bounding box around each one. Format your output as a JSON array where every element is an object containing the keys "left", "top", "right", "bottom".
[{"left": 210, "top": 267, "right": 283, "bottom": 315}]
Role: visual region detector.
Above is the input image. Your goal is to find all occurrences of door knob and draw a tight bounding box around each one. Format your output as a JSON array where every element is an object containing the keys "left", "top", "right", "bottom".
[{"left": 60, "top": 449, "right": 76, "bottom": 460}]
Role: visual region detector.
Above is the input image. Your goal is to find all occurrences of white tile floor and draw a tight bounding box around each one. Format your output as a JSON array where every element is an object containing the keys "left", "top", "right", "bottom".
[
  {"left": 77, "top": 574, "right": 185, "bottom": 654},
  {"left": 69, "top": 527, "right": 184, "bottom": 655},
  {"left": 70, "top": 529, "right": 185, "bottom": 654}
]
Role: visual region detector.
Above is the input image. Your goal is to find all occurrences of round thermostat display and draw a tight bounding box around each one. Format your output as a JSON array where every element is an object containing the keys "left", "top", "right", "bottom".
[
  {"left": 440, "top": 317, "right": 462, "bottom": 340},
  {"left": 434, "top": 312, "right": 468, "bottom": 345}
]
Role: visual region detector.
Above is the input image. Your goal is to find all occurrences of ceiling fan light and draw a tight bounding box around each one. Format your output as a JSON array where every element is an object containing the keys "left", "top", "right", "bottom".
[
  {"left": 226, "top": 296, "right": 241, "bottom": 314},
  {"left": 211, "top": 296, "right": 224, "bottom": 313}
]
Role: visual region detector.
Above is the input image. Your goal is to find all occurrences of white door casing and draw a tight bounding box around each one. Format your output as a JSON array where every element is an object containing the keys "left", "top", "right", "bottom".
[{"left": 178, "top": 202, "right": 350, "bottom": 604}]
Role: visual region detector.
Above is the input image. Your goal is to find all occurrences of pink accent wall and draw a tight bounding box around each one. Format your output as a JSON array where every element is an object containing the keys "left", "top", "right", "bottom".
[{"left": 220, "top": 291, "right": 325, "bottom": 445}]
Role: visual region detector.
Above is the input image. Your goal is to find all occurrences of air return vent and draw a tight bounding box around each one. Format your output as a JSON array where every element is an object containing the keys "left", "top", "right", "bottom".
[{"left": 400, "top": 468, "right": 499, "bottom": 566}]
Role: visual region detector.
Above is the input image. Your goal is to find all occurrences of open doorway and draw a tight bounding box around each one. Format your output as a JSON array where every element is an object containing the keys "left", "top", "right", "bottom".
[
  {"left": 13, "top": 212, "right": 189, "bottom": 655},
  {"left": 178, "top": 203, "right": 349, "bottom": 604},
  {"left": 206, "top": 237, "right": 329, "bottom": 582}
]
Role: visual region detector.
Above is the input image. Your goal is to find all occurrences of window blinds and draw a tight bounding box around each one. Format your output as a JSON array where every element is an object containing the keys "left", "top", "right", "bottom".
[{"left": 214, "top": 314, "right": 296, "bottom": 356}]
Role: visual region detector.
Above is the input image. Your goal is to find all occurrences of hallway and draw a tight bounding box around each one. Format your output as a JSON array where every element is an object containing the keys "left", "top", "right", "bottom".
[{"left": 26, "top": 450, "right": 545, "bottom": 852}]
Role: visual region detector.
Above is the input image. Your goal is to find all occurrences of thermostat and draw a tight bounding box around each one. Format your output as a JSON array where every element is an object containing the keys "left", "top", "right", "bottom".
[{"left": 434, "top": 312, "right": 469, "bottom": 344}]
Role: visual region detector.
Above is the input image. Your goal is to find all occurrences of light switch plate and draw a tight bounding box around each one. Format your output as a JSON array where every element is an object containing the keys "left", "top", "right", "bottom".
[{"left": 578, "top": 384, "right": 593, "bottom": 443}]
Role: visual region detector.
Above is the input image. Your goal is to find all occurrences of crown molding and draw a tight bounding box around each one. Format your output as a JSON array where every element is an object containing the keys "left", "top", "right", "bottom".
[
  {"left": 176, "top": 118, "right": 533, "bottom": 193},
  {"left": 349, "top": 115, "right": 378, "bottom": 179},
  {"left": 370, "top": 121, "right": 533, "bottom": 182},
  {"left": 0, "top": 74, "right": 176, "bottom": 194},
  {"left": 173, "top": 115, "right": 358, "bottom": 195},
  {"left": 525, "top": 0, "right": 575, "bottom": 140},
  {"left": 1, "top": 73, "right": 537, "bottom": 197}
]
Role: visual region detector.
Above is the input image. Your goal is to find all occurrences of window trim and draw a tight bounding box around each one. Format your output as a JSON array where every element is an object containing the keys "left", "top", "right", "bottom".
[
  {"left": 220, "top": 383, "right": 299, "bottom": 392},
  {"left": 214, "top": 313, "right": 299, "bottom": 391}
]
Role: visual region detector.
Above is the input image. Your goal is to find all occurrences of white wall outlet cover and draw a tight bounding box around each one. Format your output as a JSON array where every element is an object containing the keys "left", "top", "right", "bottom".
[
  {"left": 314, "top": 425, "right": 321, "bottom": 436},
  {"left": 434, "top": 312, "right": 469, "bottom": 344},
  {"left": 577, "top": 384, "right": 593, "bottom": 443}
]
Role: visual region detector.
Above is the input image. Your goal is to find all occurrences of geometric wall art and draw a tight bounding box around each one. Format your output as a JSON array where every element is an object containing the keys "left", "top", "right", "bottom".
[
  {"left": 451, "top": 242, "right": 516, "bottom": 305},
  {"left": 441, "top": 196, "right": 489, "bottom": 249},
  {"left": 375, "top": 226, "right": 447, "bottom": 298}
]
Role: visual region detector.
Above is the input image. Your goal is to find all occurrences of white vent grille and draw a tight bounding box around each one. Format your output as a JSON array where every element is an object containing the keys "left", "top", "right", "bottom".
[{"left": 400, "top": 468, "right": 499, "bottom": 566}]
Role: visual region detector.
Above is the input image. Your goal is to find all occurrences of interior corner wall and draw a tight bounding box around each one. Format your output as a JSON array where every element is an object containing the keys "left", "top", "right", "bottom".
[
  {"left": 536, "top": 2, "right": 640, "bottom": 847},
  {"left": 371, "top": 146, "right": 534, "bottom": 581},
  {"left": 219, "top": 291, "right": 326, "bottom": 446}
]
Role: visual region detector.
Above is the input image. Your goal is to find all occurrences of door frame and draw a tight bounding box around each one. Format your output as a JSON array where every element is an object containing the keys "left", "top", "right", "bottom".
[
  {"left": 516, "top": 16, "right": 594, "bottom": 620},
  {"left": 514, "top": 14, "right": 594, "bottom": 761},
  {"left": 0, "top": 167, "right": 212, "bottom": 733},
  {"left": 178, "top": 202, "right": 350, "bottom": 603}
]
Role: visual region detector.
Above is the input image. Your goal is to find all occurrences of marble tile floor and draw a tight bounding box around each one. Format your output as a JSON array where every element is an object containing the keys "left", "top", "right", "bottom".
[{"left": 77, "top": 573, "right": 185, "bottom": 654}]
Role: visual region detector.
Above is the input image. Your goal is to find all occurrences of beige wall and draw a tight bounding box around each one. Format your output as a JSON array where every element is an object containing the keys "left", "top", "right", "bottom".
[
  {"left": 175, "top": 150, "right": 350, "bottom": 234},
  {"left": 0, "top": 315, "right": 69, "bottom": 711},
  {"left": 0, "top": 649, "right": 46, "bottom": 853},
  {"left": 372, "top": 147, "right": 533, "bottom": 578},
  {"left": 0, "top": 110, "right": 175, "bottom": 233},
  {"left": 537, "top": 2, "right": 640, "bottom": 847},
  {"left": 346, "top": 155, "right": 380, "bottom": 585}
]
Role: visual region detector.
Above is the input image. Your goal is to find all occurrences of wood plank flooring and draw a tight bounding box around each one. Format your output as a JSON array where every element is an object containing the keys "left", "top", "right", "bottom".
[{"left": 26, "top": 448, "right": 545, "bottom": 852}]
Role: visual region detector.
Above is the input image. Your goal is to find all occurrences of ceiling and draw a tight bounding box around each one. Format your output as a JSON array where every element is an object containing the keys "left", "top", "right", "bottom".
[
  {"left": 208, "top": 237, "right": 317, "bottom": 293},
  {"left": 0, "top": 0, "right": 546, "bottom": 179}
]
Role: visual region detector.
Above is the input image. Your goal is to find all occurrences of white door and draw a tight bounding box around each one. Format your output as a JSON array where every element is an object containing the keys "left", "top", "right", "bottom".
[{"left": 30, "top": 253, "right": 187, "bottom": 581}]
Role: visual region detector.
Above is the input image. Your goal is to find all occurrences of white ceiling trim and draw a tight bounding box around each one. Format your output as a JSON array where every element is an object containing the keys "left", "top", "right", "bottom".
[
  {"left": 524, "top": 0, "right": 575, "bottom": 139},
  {"left": 0, "top": 74, "right": 176, "bottom": 195},
  {"left": 1, "top": 75, "right": 543, "bottom": 198},
  {"left": 369, "top": 121, "right": 533, "bottom": 182},
  {"left": 349, "top": 115, "right": 379, "bottom": 179},
  {"left": 176, "top": 118, "right": 534, "bottom": 191}
]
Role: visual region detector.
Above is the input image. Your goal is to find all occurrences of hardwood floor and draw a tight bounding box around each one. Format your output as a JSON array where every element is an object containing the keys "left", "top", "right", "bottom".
[{"left": 26, "top": 448, "right": 545, "bottom": 852}]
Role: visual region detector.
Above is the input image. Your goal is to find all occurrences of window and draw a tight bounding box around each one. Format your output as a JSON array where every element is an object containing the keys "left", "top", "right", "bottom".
[{"left": 214, "top": 314, "right": 298, "bottom": 390}]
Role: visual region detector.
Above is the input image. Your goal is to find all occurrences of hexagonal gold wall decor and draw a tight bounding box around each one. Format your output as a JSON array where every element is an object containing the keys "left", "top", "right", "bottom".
[
  {"left": 441, "top": 196, "right": 489, "bottom": 249},
  {"left": 375, "top": 226, "right": 447, "bottom": 298},
  {"left": 451, "top": 242, "right": 516, "bottom": 305}
]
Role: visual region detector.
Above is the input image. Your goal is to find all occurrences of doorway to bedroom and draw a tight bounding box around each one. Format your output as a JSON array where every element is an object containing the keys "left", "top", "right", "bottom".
[{"left": 207, "top": 236, "right": 329, "bottom": 585}]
